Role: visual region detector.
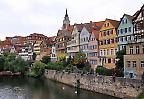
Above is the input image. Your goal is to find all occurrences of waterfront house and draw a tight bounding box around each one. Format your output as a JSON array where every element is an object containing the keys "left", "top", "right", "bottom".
[
  {"left": 88, "top": 21, "right": 104, "bottom": 69},
  {"left": 67, "top": 24, "right": 83, "bottom": 57},
  {"left": 79, "top": 23, "right": 92, "bottom": 57},
  {"left": 124, "top": 5, "right": 144, "bottom": 79},
  {"left": 117, "top": 14, "right": 134, "bottom": 51},
  {"left": 18, "top": 43, "right": 33, "bottom": 61},
  {"left": 99, "top": 19, "right": 119, "bottom": 69},
  {"left": 33, "top": 40, "right": 48, "bottom": 60}
]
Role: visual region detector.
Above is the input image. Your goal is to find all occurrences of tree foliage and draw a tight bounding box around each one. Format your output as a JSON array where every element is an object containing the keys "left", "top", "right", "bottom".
[
  {"left": 57, "top": 53, "right": 66, "bottom": 62},
  {"left": 41, "top": 55, "right": 51, "bottom": 64},
  {"left": 115, "top": 50, "right": 126, "bottom": 69},
  {"left": 73, "top": 51, "right": 87, "bottom": 68},
  {"left": 31, "top": 61, "right": 46, "bottom": 77},
  {"left": 0, "top": 52, "right": 28, "bottom": 73}
]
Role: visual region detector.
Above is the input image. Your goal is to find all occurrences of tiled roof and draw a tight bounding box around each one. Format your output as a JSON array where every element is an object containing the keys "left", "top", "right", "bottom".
[
  {"left": 74, "top": 24, "right": 84, "bottom": 32},
  {"left": 106, "top": 18, "right": 119, "bottom": 27}
]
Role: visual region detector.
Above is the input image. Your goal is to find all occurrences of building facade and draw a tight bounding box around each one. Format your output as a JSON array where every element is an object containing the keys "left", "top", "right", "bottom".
[
  {"left": 18, "top": 43, "right": 33, "bottom": 61},
  {"left": 80, "top": 24, "right": 92, "bottom": 57},
  {"left": 67, "top": 24, "right": 83, "bottom": 57},
  {"left": 124, "top": 5, "right": 144, "bottom": 79},
  {"left": 99, "top": 19, "right": 119, "bottom": 69},
  {"left": 88, "top": 21, "right": 104, "bottom": 69},
  {"left": 117, "top": 14, "right": 134, "bottom": 51}
]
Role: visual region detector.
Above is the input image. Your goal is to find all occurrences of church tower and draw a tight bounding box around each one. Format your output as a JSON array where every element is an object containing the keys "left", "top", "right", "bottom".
[{"left": 62, "top": 9, "right": 70, "bottom": 30}]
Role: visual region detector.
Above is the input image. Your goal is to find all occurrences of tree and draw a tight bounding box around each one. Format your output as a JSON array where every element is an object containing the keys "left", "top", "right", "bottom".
[
  {"left": 73, "top": 51, "right": 87, "bottom": 68},
  {"left": 12, "top": 57, "right": 27, "bottom": 73},
  {"left": 41, "top": 55, "right": 51, "bottom": 64},
  {"left": 32, "top": 53, "right": 37, "bottom": 60},
  {"left": 58, "top": 53, "right": 66, "bottom": 62},
  {"left": 32, "top": 61, "right": 46, "bottom": 77},
  {"left": 0, "top": 55, "right": 5, "bottom": 71},
  {"left": 115, "top": 50, "right": 126, "bottom": 69},
  {"left": 115, "top": 50, "right": 126, "bottom": 77}
]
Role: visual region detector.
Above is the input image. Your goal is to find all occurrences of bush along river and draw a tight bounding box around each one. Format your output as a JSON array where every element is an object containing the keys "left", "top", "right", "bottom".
[{"left": 0, "top": 77, "right": 119, "bottom": 99}]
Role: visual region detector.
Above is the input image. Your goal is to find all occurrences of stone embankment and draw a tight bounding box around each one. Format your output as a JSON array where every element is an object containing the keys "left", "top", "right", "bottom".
[{"left": 45, "top": 70, "right": 144, "bottom": 99}]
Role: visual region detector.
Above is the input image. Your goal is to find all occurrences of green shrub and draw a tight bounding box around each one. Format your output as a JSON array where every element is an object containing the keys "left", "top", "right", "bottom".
[{"left": 45, "top": 62, "right": 64, "bottom": 71}]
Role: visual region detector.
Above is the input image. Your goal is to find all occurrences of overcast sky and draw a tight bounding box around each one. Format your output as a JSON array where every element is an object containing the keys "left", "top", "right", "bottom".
[{"left": 0, "top": 0, "right": 143, "bottom": 40}]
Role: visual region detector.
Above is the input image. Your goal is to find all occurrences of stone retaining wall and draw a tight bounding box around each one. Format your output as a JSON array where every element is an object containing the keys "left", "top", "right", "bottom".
[{"left": 44, "top": 70, "right": 144, "bottom": 98}]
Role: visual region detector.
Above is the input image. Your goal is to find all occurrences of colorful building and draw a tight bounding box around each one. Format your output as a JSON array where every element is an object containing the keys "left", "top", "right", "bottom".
[
  {"left": 117, "top": 14, "right": 134, "bottom": 51},
  {"left": 88, "top": 21, "right": 104, "bottom": 69},
  {"left": 99, "top": 19, "right": 119, "bottom": 69},
  {"left": 80, "top": 23, "right": 93, "bottom": 57},
  {"left": 124, "top": 5, "right": 144, "bottom": 79}
]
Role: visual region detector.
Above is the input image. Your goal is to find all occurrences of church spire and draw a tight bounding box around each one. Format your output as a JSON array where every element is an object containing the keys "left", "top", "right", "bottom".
[
  {"left": 65, "top": 8, "right": 68, "bottom": 17},
  {"left": 62, "top": 9, "right": 70, "bottom": 30}
]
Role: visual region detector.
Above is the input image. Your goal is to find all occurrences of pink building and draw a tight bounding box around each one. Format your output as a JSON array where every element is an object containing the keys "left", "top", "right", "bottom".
[{"left": 88, "top": 21, "right": 104, "bottom": 69}]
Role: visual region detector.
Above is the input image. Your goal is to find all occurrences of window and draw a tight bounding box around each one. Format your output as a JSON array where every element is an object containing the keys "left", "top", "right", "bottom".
[
  {"left": 129, "top": 27, "right": 131, "bottom": 32},
  {"left": 136, "top": 46, "right": 140, "bottom": 54},
  {"left": 140, "top": 61, "right": 144, "bottom": 67},
  {"left": 130, "top": 46, "right": 133, "bottom": 54},
  {"left": 120, "top": 37, "right": 123, "bottom": 42},
  {"left": 125, "top": 19, "right": 127, "bottom": 24},
  {"left": 128, "top": 36, "right": 131, "bottom": 41},
  {"left": 104, "top": 50, "right": 106, "bottom": 56},
  {"left": 127, "top": 61, "right": 131, "bottom": 67},
  {"left": 106, "top": 30, "right": 109, "bottom": 36},
  {"left": 110, "top": 49, "right": 113, "bottom": 55},
  {"left": 125, "top": 28, "right": 127, "bottom": 33},
  {"left": 108, "top": 58, "right": 111, "bottom": 63},
  {"left": 132, "top": 61, "right": 136, "bottom": 67},
  {"left": 117, "top": 30, "right": 119, "bottom": 35},
  {"left": 122, "top": 20, "right": 125, "bottom": 24},
  {"left": 125, "top": 36, "right": 127, "bottom": 41},
  {"left": 107, "top": 23, "right": 109, "bottom": 27},
  {"left": 100, "top": 50, "right": 103, "bottom": 56},
  {"left": 120, "top": 29, "right": 123, "bottom": 34},
  {"left": 107, "top": 49, "right": 109, "bottom": 55},
  {"left": 111, "top": 30, "right": 113, "bottom": 34},
  {"left": 143, "top": 45, "right": 144, "bottom": 54}
]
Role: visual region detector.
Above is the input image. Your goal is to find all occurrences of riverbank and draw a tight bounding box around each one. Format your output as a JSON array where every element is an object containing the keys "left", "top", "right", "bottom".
[
  {"left": 45, "top": 69, "right": 144, "bottom": 99},
  {"left": 0, "top": 71, "right": 21, "bottom": 76}
]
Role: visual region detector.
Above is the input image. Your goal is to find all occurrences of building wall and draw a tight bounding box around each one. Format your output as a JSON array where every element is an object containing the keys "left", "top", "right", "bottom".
[
  {"left": 80, "top": 27, "right": 90, "bottom": 56},
  {"left": 67, "top": 26, "right": 80, "bottom": 57},
  {"left": 117, "top": 15, "right": 134, "bottom": 51},
  {"left": 99, "top": 20, "right": 118, "bottom": 69},
  {"left": 88, "top": 32, "right": 99, "bottom": 69},
  {"left": 124, "top": 43, "right": 144, "bottom": 79}
]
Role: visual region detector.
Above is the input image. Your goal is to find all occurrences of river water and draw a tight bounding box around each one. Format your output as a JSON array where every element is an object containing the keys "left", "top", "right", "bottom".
[{"left": 0, "top": 77, "right": 119, "bottom": 99}]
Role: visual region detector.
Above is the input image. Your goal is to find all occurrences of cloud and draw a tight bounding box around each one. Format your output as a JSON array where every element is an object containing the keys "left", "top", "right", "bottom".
[{"left": 0, "top": 0, "right": 143, "bottom": 40}]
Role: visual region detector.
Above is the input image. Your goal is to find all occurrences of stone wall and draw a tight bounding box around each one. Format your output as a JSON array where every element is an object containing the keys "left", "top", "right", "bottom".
[{"left": 45, "top": 70, "right": 144, "bottom": 98}]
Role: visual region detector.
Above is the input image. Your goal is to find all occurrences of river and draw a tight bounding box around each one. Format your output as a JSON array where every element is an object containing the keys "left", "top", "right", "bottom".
[{"left": 0, "top": 77, "right": 119, "bottom": 99}]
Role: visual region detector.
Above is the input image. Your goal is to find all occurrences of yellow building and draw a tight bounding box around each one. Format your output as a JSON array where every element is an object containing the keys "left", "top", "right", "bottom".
[{"left": 99, "top": 19, "right": 119, "bottom": 69}]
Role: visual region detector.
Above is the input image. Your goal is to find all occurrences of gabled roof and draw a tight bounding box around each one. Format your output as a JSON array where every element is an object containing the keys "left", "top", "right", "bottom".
[
  {"left": 105, "top": 18, "right": 119, "bottom": 28},
  {"left": 117, "top": 14, "right": 134, "bottom": 28},
  {"left": 74, "top": 24, "right": 84, "bottom": 32},
  {"left": 133, "top": 4, "right": 144, "bottom": 21}
]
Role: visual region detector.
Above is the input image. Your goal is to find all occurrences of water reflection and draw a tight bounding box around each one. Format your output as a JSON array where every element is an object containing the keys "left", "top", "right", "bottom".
[{"left": 0, "top": 77, "right": 119, "bottom": 99}]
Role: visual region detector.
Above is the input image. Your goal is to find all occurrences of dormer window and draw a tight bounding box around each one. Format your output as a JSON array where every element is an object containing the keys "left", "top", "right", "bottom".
[
  {"left": 125, "top": 19, "right": 127, "bottom": 24},
  {"left": 107, "top": 23, "right": 109, "bottom": 27}
]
